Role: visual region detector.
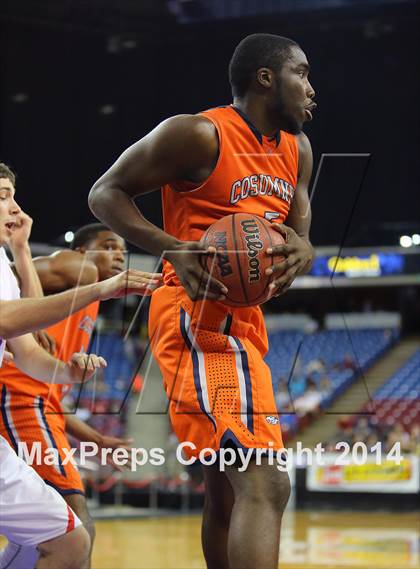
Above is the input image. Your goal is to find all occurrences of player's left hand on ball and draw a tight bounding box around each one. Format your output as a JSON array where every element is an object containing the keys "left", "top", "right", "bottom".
[
  {"left": 66, "top": 352, "right": 107, "bottom": 383},
  {"left": 265, "top": 224, "right": 313, "bottom": 297}
]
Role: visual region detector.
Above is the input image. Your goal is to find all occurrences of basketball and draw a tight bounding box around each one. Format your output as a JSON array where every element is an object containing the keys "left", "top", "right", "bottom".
[{"left": 200, "top": 213, "right": 285, "bottom": 307}]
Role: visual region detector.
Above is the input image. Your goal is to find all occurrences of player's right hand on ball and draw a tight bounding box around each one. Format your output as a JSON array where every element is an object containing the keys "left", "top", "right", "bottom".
[
  {"left": 66, "top": 352, "right": 107, "bottom": 383},
  {"left": 165, "top": 241, "right": 227, "bottom": 301},
  {"left": 99, "top": 269, "right": 163, "bottom": 300}
]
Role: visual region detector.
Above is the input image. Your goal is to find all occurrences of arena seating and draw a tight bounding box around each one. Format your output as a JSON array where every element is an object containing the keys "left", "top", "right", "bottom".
[
  {"left": 265, "top": 328, "right": 399, "bottom": 436},
  {"left": 85, "top": 332, "right": 134, "bottom": 401},
  {"left": 363, "top": 349, "right": 419, "bottom": 429}
]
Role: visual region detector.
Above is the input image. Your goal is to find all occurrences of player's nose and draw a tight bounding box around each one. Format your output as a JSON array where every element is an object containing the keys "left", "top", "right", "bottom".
[
  {"left": 113, "top": 249, "right": 125, "bottom": 263},
  {"left": 306, "top": 80, "right": 315, "bottom": 100},
  {"left": 10, "top": 198, "right": 21, "bottom": 215}
]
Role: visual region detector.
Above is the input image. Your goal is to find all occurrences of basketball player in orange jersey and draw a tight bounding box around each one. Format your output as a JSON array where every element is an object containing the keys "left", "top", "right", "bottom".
[
  {"left": 0, "top": 164, "right": 160, "bottom": 568},
  {"left": 89, "top": 34, "right": 316, "bottom": 569},
  {"left": 0, "top": 221, "right": 162, "bottom": 569}
]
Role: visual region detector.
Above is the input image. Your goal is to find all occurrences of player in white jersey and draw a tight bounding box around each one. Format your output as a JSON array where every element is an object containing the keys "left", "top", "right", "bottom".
[{"left": 0, "top": 163, "right": 161, "bottom": 568}]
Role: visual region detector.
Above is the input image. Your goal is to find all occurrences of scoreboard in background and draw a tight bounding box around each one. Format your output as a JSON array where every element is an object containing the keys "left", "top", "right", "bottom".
[{"left": 292, "top": 247, "right": 420, "bottom": 288}]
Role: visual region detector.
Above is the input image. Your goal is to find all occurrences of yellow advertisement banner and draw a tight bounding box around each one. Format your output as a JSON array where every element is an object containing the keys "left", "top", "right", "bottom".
[{"left": 316, "top": 460, "right": 412, "bottom": 485}]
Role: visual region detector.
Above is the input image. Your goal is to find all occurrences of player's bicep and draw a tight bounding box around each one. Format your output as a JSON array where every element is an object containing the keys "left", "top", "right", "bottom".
[
  {"left": 33, "top": 256, "right": 69, "bottom": 292},
  {"left": 92, "top": 114, "right": 218, "bottom": 197}
]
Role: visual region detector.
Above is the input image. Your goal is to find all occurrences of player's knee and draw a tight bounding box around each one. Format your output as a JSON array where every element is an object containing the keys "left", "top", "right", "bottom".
[
  {"left": 260, "top": 469, "right": 291, "bottom": 512},
  {"left": 38, "top": 526, "right": 90, "bottom": 569},
  {"left": 239, "top": 468, "right": 291, "bottom": 512},
  {"left": 65, "top": 526, "right": 91, "bottom": 568}
]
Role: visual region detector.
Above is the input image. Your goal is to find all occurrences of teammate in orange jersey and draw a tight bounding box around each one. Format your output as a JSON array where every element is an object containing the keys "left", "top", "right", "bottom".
[
  {"left": 89, "top": 33, "right": 316, "bottom": 569},
  {"left": 0, "top": 221, "right": 161, "bottom": 569}
]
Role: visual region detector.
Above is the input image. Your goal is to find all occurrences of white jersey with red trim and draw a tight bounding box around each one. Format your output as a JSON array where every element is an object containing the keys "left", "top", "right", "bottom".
[
  {"left": 0, "top": 247, "right": 20, "bottom": 366},
  {"left": 0, "top": 247, "right": 82, "bottom": 545}
]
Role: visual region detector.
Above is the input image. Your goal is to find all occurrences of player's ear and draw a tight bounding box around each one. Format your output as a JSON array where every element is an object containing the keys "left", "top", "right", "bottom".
[{"left": 257, "top": 67, "right": 273, "bottom": 89}]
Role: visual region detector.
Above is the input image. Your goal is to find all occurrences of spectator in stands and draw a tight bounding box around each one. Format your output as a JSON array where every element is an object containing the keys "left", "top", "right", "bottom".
[
  {"left": 342, "top": 353, "right": 357, "bottom": 371},
  {"left": 289, "top": 373, "right": 307, "bottom": 398},
  {"left": 305, "top": 357, "right": 326, "bottom": 375},
  {"left": 332, "top": 353, "right": 356, "bottom": 372},
  {"left": 365, "top": 432, "right": 380, "bottom": 450},
  {"left": 409, "top": 424, "right": 420, "bottom": 455},
  {"left": 319, "top": 375, "right": 332, "bottom": 399},
  {"left": 385, "top": 423, "right": 411, "bottom": 453},
  {"left": 293, "top": 379, "right": 322, "bottom": 417},
  {"left": 275, "top": 379, "right": 292, "bottom": 412},
  {"left": 336, "top": 418, "right": 356, "bottom": 447},
  {"left": 353, "top": 417, "right": 373, "bottom": 443}
]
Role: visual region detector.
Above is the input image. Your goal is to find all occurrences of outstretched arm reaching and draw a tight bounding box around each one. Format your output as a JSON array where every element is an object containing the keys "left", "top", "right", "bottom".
[{"left": 0, "top": 269, "right": 161, "bottom": 339}]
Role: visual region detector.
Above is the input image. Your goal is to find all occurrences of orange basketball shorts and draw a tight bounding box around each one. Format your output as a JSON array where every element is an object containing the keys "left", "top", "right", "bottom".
[
  {"left": 0, "top": 386, "right": 84, "bottom": 495},
  {"left": 149, "top": 285, "right": 284, "bottom": 458}
]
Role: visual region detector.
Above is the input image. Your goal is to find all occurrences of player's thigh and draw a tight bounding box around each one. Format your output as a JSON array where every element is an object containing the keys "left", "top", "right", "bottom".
[{"left": 225, "top": 457, "right": 290, "bottom": 510}]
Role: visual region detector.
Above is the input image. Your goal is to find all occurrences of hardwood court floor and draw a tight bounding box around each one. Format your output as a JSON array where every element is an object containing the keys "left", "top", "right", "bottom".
[{"left": 90, "top": 510, "right": 419, "bottom": 569}]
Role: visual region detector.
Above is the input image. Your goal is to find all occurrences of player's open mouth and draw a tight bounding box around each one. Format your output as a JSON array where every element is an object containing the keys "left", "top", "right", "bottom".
[{"left": 5, "top": 222, "right": 16, "bottom": 230}]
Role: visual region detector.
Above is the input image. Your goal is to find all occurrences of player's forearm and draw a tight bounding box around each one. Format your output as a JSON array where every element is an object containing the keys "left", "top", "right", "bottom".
[
  {"left": 11, "top": 243, "right": 44, "bottom": 298},
  {"left": 64, "top": 412, "right": 102, "bottom": 445},
  {"left": 89, "top": 184, "right": 179, "bottom": 257},
  {"left": 11, "top": 338, "right": 72, "bottom": 384},
  {"left": 0, "top": 281, "right": 102, "bottom": 339}
]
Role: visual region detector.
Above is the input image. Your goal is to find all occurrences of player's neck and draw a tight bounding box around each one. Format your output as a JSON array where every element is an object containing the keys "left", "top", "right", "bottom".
[{"left": 232, "top": 97, "right": 279, "bottom": 138}]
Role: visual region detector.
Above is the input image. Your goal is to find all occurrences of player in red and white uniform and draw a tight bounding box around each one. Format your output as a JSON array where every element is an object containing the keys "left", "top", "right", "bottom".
[{"left": 0, "top": 163, "right": 161, "bottom": 568}]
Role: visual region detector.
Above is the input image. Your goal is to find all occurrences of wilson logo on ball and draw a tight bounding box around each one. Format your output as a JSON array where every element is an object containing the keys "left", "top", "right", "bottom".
[
  {"left": 214, "top": 231, "right": 233, "bottom": 277},
  {"left": 200, "top": 213, "right": 285, "bottom": 307},
  {"left": 241, "top": 218, "right": 263, "bottom": 284}
]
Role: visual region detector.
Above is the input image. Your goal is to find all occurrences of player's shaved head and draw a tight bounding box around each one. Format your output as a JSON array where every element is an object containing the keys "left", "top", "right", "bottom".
[{"left": 229, "top": 33, "right": 299, "bottom": 97}]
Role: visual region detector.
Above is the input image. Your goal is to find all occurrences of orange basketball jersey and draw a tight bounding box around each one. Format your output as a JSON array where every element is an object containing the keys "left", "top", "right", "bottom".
[
  {"left": 162, "top": 104, "right": 299, "bottom": 285},
  {"left": 0, "top": 301, "right": 100, "bottom": 412},
  {"left": 151, "top": 105, "right": 299, "bottom": 456}
]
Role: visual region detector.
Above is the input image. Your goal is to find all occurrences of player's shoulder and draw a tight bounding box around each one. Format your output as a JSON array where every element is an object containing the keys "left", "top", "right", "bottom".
[
  {"left": 49, "top": 249, "right": 82, "bottom": 261},
  {"left": 153, "top": 113, "right": 219, "bottom": 169},
  {"left": 39, "top": 249, "right": 87, "bottom": 268},
  {"left": 35, "top": 249, "right": 98, "bottom": 286},
  {"left": 158, "top": 113, "right": 218, "bottom": 145}
]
